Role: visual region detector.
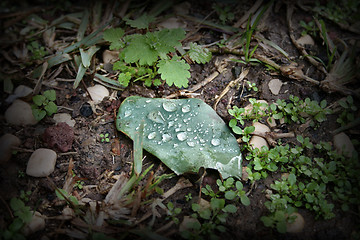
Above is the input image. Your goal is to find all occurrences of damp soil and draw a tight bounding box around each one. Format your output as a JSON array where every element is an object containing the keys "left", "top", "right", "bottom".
[{"left": 0, "top": 1, "right": 359, "bottom": 240}]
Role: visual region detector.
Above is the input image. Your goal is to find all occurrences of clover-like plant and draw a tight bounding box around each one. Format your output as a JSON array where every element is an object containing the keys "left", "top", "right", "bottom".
[
  {"left": 103, "top": 27, "right": 212, "bottom": 88},
  {"left": 31, "top": 89, "right": 57, "bottom": 121},
  {"left": 116, "top": 96, "right": 242, "bottom": 179}
]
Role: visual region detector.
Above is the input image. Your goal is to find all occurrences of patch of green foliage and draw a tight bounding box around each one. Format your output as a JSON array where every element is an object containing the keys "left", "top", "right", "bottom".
[
  {"left": 103, "top": 27, "right": 211, "bottom": 88},
  {"left": 31, "top": 89, "right": 57, "bottom": 121},
  {"left": 337, "top": 96, "right": 357, "bottom": 127},
  {"left": 228, "top": 95, "right": 358, "bottom": 233},
  {"left": 299, "top": 20, "right": 318, "bottom": 37},
  {"left": 27, "top": 41, "right": 48, "bottom": 61},
  {"left": 228, "top": 95, "right": 332, "bottom": 130},
  {"left": 1, "top": 198, "right": 33, "bottom": 240},
  {"left": 212, "top": 3, "right": 235, "bottom": 24},
  {"left": 181, "top": 178, "right": 249, "bottom": 239}
]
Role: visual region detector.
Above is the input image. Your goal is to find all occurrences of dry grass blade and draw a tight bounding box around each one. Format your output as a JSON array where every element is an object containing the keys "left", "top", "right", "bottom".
[{"left": 321, "top": 49, "right": 359, "bottom": 97}]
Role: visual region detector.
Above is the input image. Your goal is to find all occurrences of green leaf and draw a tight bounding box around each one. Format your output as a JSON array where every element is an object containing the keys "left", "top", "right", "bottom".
[
  {"left": 260, "top": 216, "right": 273, "bottom": 227},
  {"left": 32, "top": 95, "right": 46, "bottom": 106},
  {"left": 44, "top": 101, "right": 57, "bottom": 116},
  {"left": 125, "top": 13, "right": 155, "bottom": 29},
  {"left": 224, "top": 204, "right": 237, "bottom": 213},
  {"left": 43, "top": 89, "right": 56, "bottom": 101},
  {"left": 118, "top": 72, "right": 132, "bottom": 87},
  {"left": 188, "top": 42, "right": 212, "bottom": 64},
  {"left": 103, "top": 28, "right": 125, "bottom": 50},
  {"left": 225, "top": 190, "right": 236, "bottom": 200},
  {"left": 123, "top": 34, "right": 159, "bottom": 65},
  {"left": 240, "top": 195, "right": 250, "bottom": 206},
  {"left": 116, "top": 96, "right": 243, "bottom": 179},
  {"left": 10, "top": 198, "right": 25, "bottom": 211},
  {"left": 199, "top": 208, "right": 211, "bottom": 220},
  {"left": 276, "top": 221, "right": 287, "bottom": 233},
  {"left": 32, "top": 108, "right": 46, "bottom": 121},
  {"left": 288, "top": 173, "right": 296, "bottom": 186},
  {"left": 155, "top": 28, "right": 185, "bottom": 55},
  {"left": 157, "top": 57, "right": 190, "bottom": 88}
]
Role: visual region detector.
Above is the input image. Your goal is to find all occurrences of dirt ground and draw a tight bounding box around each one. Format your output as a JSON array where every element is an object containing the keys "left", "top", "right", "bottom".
[{"left": 0, "top": 1, "right": 359, "bottom": 240}]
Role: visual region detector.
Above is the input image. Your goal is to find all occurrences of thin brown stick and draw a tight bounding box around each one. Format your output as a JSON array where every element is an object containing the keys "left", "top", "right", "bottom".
[{"left": 213, "top": 68, "right": 249, "bottom": 110}]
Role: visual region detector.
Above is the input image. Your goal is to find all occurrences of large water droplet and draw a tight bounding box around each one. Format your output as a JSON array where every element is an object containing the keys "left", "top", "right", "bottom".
[
  {"left": 124, "top": 110, "right": 132, "bottom": 117},
  {"left": 163, "top": 101, "right": 177, "bottom": 112},
  {"left": 148, "top": 132, "right": 156, "bottom": 140},
  {"left": 177, "top": 132, "right": 187, "bottom": 141},
  {"left": 187, "top": 141, "right": 195, "bottom": 147},
  {"left": 182, "top": 104, "right": 191, "bottom": 113},
  {"left": 162, "top": 133, "right": 172, "bottom": 142},
  {"left": 168, "top": 121, "right": 174, "bottom": 128},
  {"left": 211, "top": 138, "right": 220, "bottom": 146},
  {"left": 148, "top": 111, "right": 165, "bottom": 124}
]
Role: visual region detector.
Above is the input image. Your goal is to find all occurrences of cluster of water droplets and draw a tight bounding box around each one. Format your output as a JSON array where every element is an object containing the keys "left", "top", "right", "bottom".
[{"left": 121, "top": 98, "right": 227, "bottom": 151}]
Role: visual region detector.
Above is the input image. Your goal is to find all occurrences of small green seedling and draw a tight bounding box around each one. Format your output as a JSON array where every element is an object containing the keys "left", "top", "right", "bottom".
[
  {"left": 19, "top": 190, "right": 32, "bottom": 202},
  {"left": 99, "top": 133, "right": 110, "bottom": 143},
  {"left": 185, "top": 193, "right": 192, "bottom": 202},
  {"left": 299, "top": 20, "right": 317, "bottom": 37},
  {"left": 337, "top": 96, "right": 357, "bottom": 127},
  {"left": 31, "top": 89, "right": 57, "bottom": 121},
  {"left": 74, "top": 180, "right": 85, "bottom": 190},
  {"left": 1, "top": 197, "right": 33, "bottom": 240},
  {"left": 165, "top": 202, "right": 182, "bottom": 224},
  {"left": 27, "top": 40, "right": 48, "bottom": 61}
]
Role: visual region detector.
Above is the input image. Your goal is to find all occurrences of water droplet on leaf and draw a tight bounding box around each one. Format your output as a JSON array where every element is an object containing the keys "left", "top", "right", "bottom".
[
  {"left": 147, "top": 111, "right": 165, "bottom": 124},
  {"left": 148, "top": 132, "right": 156, "bottom": 139},
  {"left": 211, "top": 138, "right": 220, "bottom": 146},
  {"left": 162, "top": 133, "right": 172, "bottom": 142},
  {"left": 182, "top": 104, "right": 191, "bottom": 113},
  {"left": 163, "top": 101, "right": 177, "bottom": 112},
  {"left": 177, "top": 132, "right": 187, "bottom": 141},
  {"left": 187, "top": 141, "right": 195, "bottom": 147},
  {"left": 124, "top": 110, "right": 132, "bottom": 117}
]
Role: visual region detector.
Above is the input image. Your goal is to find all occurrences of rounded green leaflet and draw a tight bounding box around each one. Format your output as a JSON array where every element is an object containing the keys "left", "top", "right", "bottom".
[{"left": 116, "top": 96, "right": 242, "bottom": 179}]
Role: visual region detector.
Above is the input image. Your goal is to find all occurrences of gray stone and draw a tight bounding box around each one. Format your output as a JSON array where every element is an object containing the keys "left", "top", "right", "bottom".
[
  {"left": 87, "top": 84, "right": 109, "bottom": 104},
  {"left": 53, "top": 113, "right": 75, "bottom": 127},
  {"left": 0, "top": 134, "right": 21, "bottom": 163},
  {"left": 5, "top": 100, "right": 38, "bottom": 125},
  {"left": 26, "top": 148, "right": 57, "bottom": 177},
  {"left": 333, "top": 132, "right": 355, "bottom": 158},
  {"left": 268, "top": 79, "right": 283, "bottom": 95}
]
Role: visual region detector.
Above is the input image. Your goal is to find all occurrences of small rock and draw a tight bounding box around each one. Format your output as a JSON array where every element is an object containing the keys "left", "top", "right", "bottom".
[
  {"left": 286, "top": 212, "right": 305, "bottom": 233},
  {"left": 80, "top": 103, "right": 93, "bottom": 117},
  {"left": 23, "top": 211, "right": 46, "bottom": 236},
  {"left": 267, "top": 117, "right": 277, "bottom": 127},
  {"left": 268, "top": 79, "right": 283, "bottom": 95},
  {"left": 296, "top": 34, "right": 315, "bottom": 46},
  {"left": 26, "top": 148, "right": 57, "bottom": 177},
  {"left": 249, "top": 136, "right": 269, "bottom": 150},
  {"left": 6, "top": 85, "right": 33, "bottom": 103},
  {"left": 5, "top": 99, "right": 38, "bottom": 125},
  {"left": 102, "top": 50, "right": 119, "bottom": 64},
  {"left": 43, "top": 122, "right": 74, "bottom": 152},
  {"left": 53, "top": 113, "right": 75, "bottom": 127},
  {"left": 333, "top": 132, "right": 355, "bottom": 158},
  {"left": 158, "top": 17, "right": 186, "bottom": 29},
  {"left": 87, "top": 84, "right": 109, "bottom": 104},
  {"left": 253, "top": 122, "right": 270, "bottom": 134},
  {"left": 0, "top": 134, "right": 21, "bottom": 163},
  {"left": 243, "top": 100, "right": 268, "bottom": 115},
  {"left": 179, "top": 216, "right": 200, "bottom": 232}
]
